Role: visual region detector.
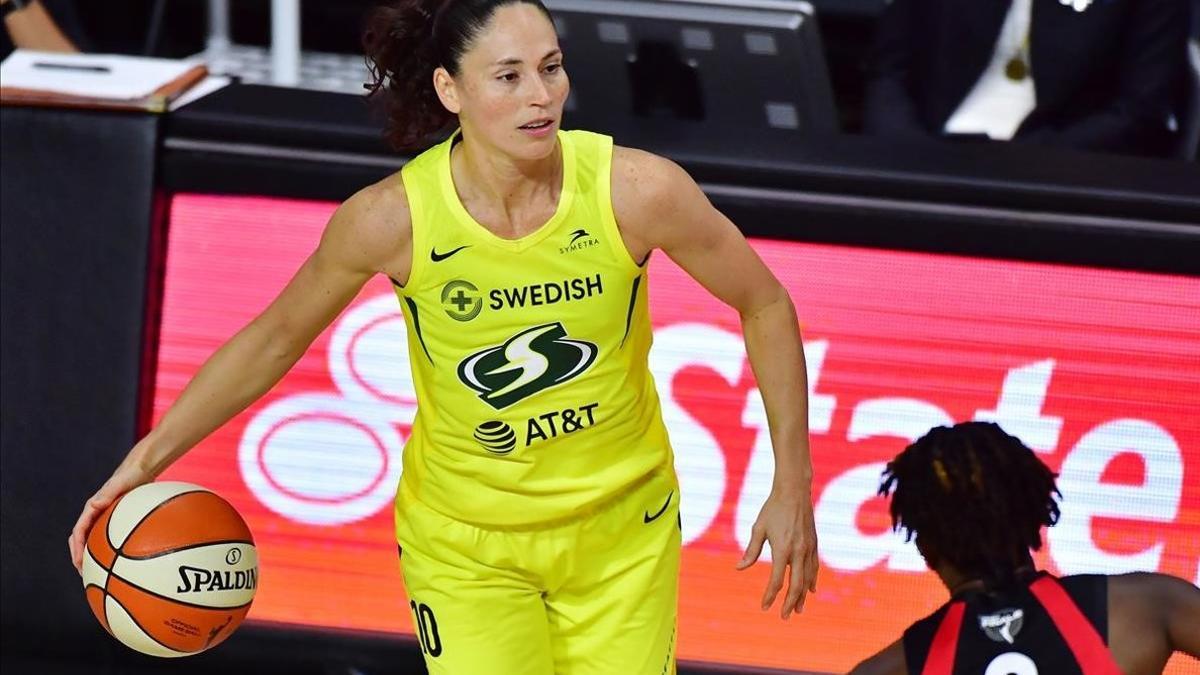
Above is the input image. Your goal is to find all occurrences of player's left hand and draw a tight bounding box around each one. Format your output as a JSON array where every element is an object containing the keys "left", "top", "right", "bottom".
[{"left": 736, "top": 487, "right": 819, "bottom": 619}]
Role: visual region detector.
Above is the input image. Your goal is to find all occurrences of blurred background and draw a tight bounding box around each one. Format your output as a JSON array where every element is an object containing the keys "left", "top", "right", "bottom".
[{"left": 2, "top": 1, "right": 1199, "bottom": 674}]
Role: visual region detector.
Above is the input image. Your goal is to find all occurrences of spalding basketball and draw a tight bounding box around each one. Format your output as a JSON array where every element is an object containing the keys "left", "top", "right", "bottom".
[{"left": 81, "top": 482, "right": 257, "bottom": 657}]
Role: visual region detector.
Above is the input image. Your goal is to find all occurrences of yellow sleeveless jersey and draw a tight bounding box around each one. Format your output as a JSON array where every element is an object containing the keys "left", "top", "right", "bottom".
[{"left": 392, "top": 129, "right": 673, "bottom": 528}]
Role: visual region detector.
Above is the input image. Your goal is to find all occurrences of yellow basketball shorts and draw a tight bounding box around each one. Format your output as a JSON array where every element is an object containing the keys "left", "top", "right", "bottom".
[{"left": 394, "top": 468, "right": 680, "bottom": 675}]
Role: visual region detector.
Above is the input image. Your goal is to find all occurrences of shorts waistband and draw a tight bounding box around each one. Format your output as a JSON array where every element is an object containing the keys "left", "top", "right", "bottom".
[{"left": 396, "top": 466, "right": 673, "bottom": 533}]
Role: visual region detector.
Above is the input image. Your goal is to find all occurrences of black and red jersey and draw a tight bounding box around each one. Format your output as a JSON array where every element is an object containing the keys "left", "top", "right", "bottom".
[{"left": 903, "top": 573, "right": 1121, "bottom": 675}]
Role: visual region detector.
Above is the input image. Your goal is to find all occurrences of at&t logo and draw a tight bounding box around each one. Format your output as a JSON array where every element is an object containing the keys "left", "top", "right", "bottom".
[{"left": 474, "top": 421, "right": 517, "bottom": 454}]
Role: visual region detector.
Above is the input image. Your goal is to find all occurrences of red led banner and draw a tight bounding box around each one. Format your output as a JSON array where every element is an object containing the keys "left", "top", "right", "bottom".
[{"left": 156, "top": 194, "right": 1199, "bottom": 673}]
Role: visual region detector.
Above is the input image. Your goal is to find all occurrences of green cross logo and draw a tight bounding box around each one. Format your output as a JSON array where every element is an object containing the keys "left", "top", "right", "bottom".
[
  {"left": 441, "top": 280, "right": 482, "bottom": 321},
  {"left": 457, "top": 323, "right": 598, "bottom": 410}
]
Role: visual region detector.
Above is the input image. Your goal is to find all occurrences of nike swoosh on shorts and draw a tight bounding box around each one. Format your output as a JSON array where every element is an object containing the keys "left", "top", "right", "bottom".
[{"left": 643, "top": 490, "right": 674, "bottom": 523}]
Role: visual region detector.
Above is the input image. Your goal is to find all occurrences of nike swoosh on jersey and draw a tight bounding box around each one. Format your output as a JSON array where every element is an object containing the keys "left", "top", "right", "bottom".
[
  {"left": 643, "top": 490, "right": 674, "bottom": 523},
  {"left": 431, "top": 245, "right": 470, "bottom": 262}
]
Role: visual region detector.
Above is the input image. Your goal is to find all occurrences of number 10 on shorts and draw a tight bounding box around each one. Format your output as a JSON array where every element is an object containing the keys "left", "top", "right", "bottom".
[{"left": 409, "top": 600, "right": 443, "bottom": 657}]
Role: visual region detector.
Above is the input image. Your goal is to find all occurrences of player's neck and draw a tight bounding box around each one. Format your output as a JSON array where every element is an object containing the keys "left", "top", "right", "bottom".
[
  {"left": 938, "top": 558, "right": 1038, "bottom": 597},
  {"left": 452, "top": 133, "right": 563, "bottom": 218}
]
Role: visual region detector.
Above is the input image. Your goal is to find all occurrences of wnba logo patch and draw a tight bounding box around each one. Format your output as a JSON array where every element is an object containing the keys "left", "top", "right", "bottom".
[
  {"left": 978, "top": 608, "right": 1024, "bottom": 644},
  {"left": 474, "top": 421, "right": 517, "bottom": 454}
]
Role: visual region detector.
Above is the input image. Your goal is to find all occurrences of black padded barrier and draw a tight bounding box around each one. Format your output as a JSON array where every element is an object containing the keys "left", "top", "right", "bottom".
[{"left": 0, "top": 106, "right": 159, "bottom": 668}]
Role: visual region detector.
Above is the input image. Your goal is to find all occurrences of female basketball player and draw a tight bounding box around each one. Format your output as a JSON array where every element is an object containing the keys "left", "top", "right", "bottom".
[{"left": 68, "top": 1, "right": 818, "bottom": 671}]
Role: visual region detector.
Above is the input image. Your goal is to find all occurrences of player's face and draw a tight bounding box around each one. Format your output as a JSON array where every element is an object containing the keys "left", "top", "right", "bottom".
[{"left": 443, "top": 4, "right": 568, "bottom": 161}]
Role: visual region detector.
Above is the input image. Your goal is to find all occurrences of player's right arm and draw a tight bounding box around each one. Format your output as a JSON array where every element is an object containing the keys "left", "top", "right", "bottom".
[{"left": 67, "top": 179, "right": 412, "bottom": 573}]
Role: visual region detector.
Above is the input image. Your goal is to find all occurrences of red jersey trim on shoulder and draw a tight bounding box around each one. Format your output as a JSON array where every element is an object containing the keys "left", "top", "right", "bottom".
[
  {"left": 1028, "top": 575, "right": 1122, "bottom": 675},
  {"left": 922, "top": 601, "right": 965, "bottom": 675}
]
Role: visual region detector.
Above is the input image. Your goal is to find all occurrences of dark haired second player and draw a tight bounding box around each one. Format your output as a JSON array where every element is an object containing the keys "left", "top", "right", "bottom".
[
  {"left": 67, "top": 0, "right": 819, "bottom": 673},
  {"left": 852, "top": 422, "right": 1199, "bottom": 675}
]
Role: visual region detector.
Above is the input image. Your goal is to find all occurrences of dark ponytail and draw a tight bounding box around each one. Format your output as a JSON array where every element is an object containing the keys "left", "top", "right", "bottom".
[{"left": 362, "top": 0, "right": 554, "bottom": 151}]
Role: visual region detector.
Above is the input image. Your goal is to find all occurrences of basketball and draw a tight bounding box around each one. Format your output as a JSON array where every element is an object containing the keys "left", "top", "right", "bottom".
[{"left": 81, "top": 482, "right": 257, "bottom": 657}]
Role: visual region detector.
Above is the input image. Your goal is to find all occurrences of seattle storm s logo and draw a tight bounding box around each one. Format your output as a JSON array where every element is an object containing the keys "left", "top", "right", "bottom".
[{"left": 457, "top": 323, "right": 597, "bottom": 410}]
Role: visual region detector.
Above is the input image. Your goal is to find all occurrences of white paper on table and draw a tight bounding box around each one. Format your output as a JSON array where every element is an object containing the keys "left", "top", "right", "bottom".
[
  {"left": 168, "top": 75, "right": 231, "bottom": 111},
  {"left": 0, "top": 50, "right": 201, "bottom": 100}
]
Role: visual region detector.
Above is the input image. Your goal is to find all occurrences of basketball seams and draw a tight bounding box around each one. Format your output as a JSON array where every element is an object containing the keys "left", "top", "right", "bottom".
[
  {"left": 94, "top": 504, "right": 119, "bottom": 568},
  {"left": 108, "top": 570, "right": 255, "bottom": 612},
  {"left": 119, "top": 490, "right": 254, "bottom": 559},
  {"left": 111, "top": 490, "right": 207, "bottom": 555},
  {"left": 94, "top": 543, "right": 112, "bottom": 572},
  {"left": 105, "top": 594, "right": 189, "bottom": 656},
  {"left": 80, "top": 544, "right": 115, "bottom": 634},
  {"left": 82, "top": 542, "right": 111, "bottom": 577},
  {"left": 105, "top": 503, "right": 118, "bottom": 559},
  {"left": 103, "top": 567, "right": 116, "bottom": 640},
  {"left": 118, "top": 538, "right": 255, "bottom": 562},
  {"left": 84, "top": 585, "right": 111, "bottom": 633},
  {"left": 106, "top": 483, "right": 210, "bottom": 548},
  {"left": 85, "top": 482, "right": 256, "bottom": 656}
]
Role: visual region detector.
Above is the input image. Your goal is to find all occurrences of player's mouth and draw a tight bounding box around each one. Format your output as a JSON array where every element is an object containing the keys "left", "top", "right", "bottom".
[{"left": 518, "top": 118, "right": 556, "bottom": 137}]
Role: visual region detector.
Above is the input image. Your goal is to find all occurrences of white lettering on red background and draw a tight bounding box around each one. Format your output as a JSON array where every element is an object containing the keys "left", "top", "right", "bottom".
[{"left": 154, "top": 195, "right": 1200, "bottom": 671}]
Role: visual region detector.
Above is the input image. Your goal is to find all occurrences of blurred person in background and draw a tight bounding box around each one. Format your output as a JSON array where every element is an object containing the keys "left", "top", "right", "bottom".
[
  {"left": 851, "top": 422, "right": 1200, "bottom": 675},
  {"left": 863, "top": 0, "right": 1191, "bottom": 157},
  {"left": 0, "top": 0, "right": 83, "bottom": 58}
]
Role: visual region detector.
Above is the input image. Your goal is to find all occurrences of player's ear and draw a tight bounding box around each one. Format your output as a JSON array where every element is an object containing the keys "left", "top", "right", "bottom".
[{"left": 433, "top": 66, "right": 462, "bottom": 114}]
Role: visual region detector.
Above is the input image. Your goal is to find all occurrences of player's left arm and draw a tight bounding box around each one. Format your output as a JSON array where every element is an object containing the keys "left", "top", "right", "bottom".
[
  {"left": 1143, "top": 573, "right": 1200, "bottom": 657},
  {"left": 612, "top": 147, "right": 817, "bottom": 619}
]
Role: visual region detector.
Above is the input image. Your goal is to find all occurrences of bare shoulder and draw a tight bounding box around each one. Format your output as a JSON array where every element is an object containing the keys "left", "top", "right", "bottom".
[
  {"left": 610, "top": 145, "right": 692, "bottom": 207},
  {"left": 610, "top": 145, "right": 707, "bottom": 252},
  {"left": 1106, "top": 571, "right": 1198, "bottom": 635},
  {"left": 850, "top": 638, "right": 908, "bottom": 675},
  {"left": 1109, "top": 571, "right": 1198, "bottom": 603},
  {"left": 1106, "top": 572, "right": 1200, "bottom": 671},
  {"left": 322, "top": 172, "right": 413, "bottom": 278},
  {"left": 335, "top": 172, "right": 412, "bottom": 248}
]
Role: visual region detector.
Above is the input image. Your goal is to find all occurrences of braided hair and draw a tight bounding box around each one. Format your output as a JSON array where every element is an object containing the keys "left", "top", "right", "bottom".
[
  {"left": 362, "top": 0, "right": 554, "bottom": 151},
  {"left": 879, "top": 422, "right": 1061, "bottom": 588}
]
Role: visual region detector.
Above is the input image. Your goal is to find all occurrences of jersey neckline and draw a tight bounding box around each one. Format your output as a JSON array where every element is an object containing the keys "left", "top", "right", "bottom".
[{"left": 439, "top": 128, "right": 577, "bottom": 252}]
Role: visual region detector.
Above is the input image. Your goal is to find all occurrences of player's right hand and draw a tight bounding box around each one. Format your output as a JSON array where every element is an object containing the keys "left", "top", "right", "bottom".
[{"left": 68, "top": 461, "right": 154, "bottom": 574}]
